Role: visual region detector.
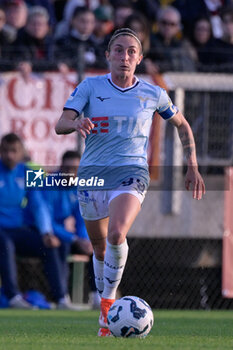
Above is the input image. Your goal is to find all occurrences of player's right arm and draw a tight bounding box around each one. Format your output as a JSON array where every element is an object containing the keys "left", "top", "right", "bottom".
[{"left": 55, "top": 109, "right": 94, "bottom": 138}]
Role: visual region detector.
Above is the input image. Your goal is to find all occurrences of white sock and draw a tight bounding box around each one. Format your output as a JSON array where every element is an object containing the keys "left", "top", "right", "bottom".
[
  {"left": 93, "top": 254, "right": 104, "bottom": 297},
  {"left": 102, "top": 239, "right": 129, "bottom": 300}
]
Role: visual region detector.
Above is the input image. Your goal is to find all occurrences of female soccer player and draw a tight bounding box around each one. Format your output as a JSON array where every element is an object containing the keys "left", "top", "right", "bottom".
[{"left": 55, "top": 28, "right": 205, "bottom": 336}]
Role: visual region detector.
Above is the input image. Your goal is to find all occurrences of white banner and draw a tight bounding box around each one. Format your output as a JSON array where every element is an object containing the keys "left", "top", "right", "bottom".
[{"left": 0, "top": 71, "right": 79, "bottom": 166}]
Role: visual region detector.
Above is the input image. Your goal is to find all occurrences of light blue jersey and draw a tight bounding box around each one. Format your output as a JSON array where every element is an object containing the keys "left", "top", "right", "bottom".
[{"left": 64, "top": 74, "right": 178, "bottom": 189}]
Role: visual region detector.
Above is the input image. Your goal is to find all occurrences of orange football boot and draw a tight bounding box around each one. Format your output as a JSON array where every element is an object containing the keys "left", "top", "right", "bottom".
[
  {"left": 99, "top": 298, "right": 115, "bottom": 327},
  {"left": 97, "top": 328, "right": 112, "bottom": 337}
]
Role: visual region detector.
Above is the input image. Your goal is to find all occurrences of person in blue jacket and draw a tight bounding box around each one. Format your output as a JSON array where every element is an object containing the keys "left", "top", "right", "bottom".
[
  {"left": 42, "top": 150, "right": 99, "bottom": 308},
  {"left": 0, "top": 133, "right": 77, "bottom": 309},
  {"left": 43, "top": 150, "right": 92, "bottom": 253}
]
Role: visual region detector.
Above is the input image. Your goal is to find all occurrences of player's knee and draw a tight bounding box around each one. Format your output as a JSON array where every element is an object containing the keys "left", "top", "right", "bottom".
[{"left": 108, "top": 230, "right": 125, "bottom": 245}]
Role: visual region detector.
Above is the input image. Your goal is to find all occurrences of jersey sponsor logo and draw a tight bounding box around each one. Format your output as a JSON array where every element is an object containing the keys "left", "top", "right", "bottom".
[
  {"left": 91, "top": 116, "right": 109, "bottom": 133},
  {"left": 96, "top": 96, "right": 111, "bottom": 102},
  {"left": 90, "top": 115, "right": 150, "bottom": 134}
]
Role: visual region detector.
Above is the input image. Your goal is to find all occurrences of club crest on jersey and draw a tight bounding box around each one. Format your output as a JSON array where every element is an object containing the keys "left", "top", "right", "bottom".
[
  {"left": 136, "top": 96, "right": 154, "bottom": 109},
  {"left": 136, "top": 96, "right": 150, "bottom": 102}
]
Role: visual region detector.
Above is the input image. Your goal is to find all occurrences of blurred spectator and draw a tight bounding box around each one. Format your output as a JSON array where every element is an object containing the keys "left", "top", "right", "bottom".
[
  {"left": 124, "top": 12, "right": 157, "bottom": 74},
  {"left": 63, "top": 0, "right": 100, "bottom": 19},
  {"left": 146, "top": 6, "right": 197, "bottom": 72},
  {"left": 0, "top": 133, "right": 77, "bottom": 309},
  {"left": 124, "top": 12, "right": 152, "bottom": 54},
  {"left": 220, "top": 6, "right": 233, "bottom": 44},
  {"left": 112, "top": 1, "right": 134, "bottom": 31},
  {"left": 130, "top": 0, "right": 160, "bottom": 23},
  {"left": 25, "top": 0, "right": 57, "bottom": 28},
  {"left": 92, "top": 5, "right": 114, "bottom": 61},
  {"left": 0, "top": 6, "right": 16, "bottom": 70},
  {"left": 191, "top": 17, "right": 219, "bottom": 71},
  {"left": 109, "top": 0, "right": 159, "bottom": 24},
  {"left": 213, "top": 6, "right": 233, "bottom": 71},
  {"left": 55, "top": 6, "right": 104, "bottom": 70},
  {"left": 2, "top": 0, "right": 28, "bottom": 41},
  {"left": 101, "top": 0, "right": 134, "bottom": 49},
  {"left": 12, "top": 6, "right": 55, "bottom": 71},
  {"left": 173, "top": 0, "right": 229, "bottom": 39},
  {"left": 54, "top": 0, "right": 100, "bottom": 39}
]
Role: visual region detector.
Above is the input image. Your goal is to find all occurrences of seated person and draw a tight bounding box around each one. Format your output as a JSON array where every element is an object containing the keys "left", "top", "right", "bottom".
[
  {"left": 0, "top": 133, "right": 77, "bottom": 309},
  {"left": 43, "top": 150, "right": 100, "bottom": 308}
]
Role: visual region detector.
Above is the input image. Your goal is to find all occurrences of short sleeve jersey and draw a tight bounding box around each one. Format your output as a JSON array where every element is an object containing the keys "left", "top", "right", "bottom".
[{"left": 64, "top": 74, "right": 178, "bottom": 189}]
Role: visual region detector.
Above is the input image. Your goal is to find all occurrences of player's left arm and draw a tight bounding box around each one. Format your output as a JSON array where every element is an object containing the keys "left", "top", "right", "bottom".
[{"left": 169, "top": 111, "right": 205, "bottom": 200}]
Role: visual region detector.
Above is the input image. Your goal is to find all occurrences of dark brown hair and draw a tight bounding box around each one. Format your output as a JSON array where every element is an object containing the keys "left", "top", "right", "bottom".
[{"left": 107, "top": 27, "right": 142, "bottom": 53}]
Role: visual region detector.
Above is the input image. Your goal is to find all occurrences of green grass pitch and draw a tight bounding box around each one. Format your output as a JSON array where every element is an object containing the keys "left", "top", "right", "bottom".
[{"left": 0, "top": 309, "right": 233, "bottom": 350}]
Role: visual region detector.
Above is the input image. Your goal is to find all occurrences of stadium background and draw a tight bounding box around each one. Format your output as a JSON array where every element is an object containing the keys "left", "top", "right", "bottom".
[{"left": 0, "top": 1, "right": 233, "bottom": 311}]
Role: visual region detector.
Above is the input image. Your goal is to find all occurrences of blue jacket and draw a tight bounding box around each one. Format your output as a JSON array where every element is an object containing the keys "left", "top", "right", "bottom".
[
  {"left": 42, "top": 186, "right": 89, "bottom": 243},
  {"left": 0, "top": 160, "right": 52, "bottom": 234}
]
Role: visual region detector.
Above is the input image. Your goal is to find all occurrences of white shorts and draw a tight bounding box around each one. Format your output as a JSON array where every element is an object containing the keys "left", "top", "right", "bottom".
[{"left": 77, "top": 178, "right": 147, "bottom": 221}]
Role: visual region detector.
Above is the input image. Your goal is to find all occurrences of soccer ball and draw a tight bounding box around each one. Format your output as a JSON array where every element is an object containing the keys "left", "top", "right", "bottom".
[{"left": 107, "top": 296, "right": 154, "bottom": 338}]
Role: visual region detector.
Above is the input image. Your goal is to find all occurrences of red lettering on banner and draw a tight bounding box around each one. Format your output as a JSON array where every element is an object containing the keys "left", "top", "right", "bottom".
[
  {"left": 42, "top": 78, "right": 53, "bottom": 110},
  {"left": 10, "top": 118, "right": 70, "bottom": 141},
  {"left": 2, "top": 72, "right": 78, "bottom": 166},
  {"left": 31, "top": 119, "right": 50, "bottom": 140},
  {"left": 8, "top": 77, "right": 36, "bottom": 110},
  {"left": 10, "top": 118, "right": 27, "bottom": 139}
]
